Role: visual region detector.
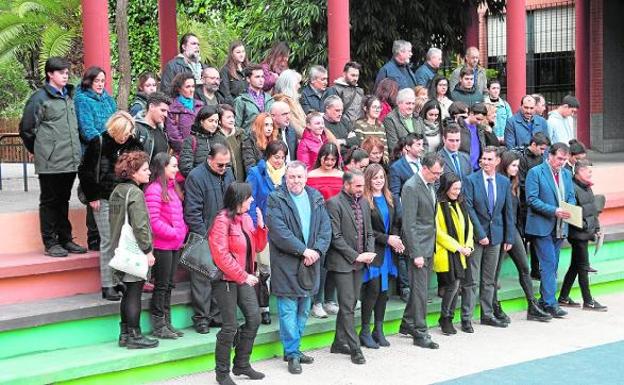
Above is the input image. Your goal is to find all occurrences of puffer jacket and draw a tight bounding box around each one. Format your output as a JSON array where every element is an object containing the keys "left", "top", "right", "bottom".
[
  {"left": 179, "top": 126, "right": 227, "bottom": 177},
  {"left": 297, "top": 128, "right": 329, "bottom": 170},
  {"left": 144, "top": 179, "right": 188, "bottom": 250},
  {"left": 450, "top": 84, "right": 484, "bottom": 108},
  {"left": 74, "top": 88, "right": 117, "bottom": 143},
  {"left": 165, "top": 97, "right": 203, "bottom": 154},
  {"left": 568, "top": 178, "right": 601, "bottom": 241},
  {"left": 209, "top": 210, "right": 268, "bottom": 284}
]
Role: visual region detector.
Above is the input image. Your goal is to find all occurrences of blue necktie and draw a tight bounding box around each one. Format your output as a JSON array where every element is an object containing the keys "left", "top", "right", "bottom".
[
  {"left": 487, "top": 177, "right": 495, "bottom": 214},
  {"left": 452, "top": 153, "right": 461, "bottom": 179}
]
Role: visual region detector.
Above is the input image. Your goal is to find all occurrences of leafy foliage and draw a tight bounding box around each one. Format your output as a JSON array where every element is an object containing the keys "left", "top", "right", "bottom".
[{"left": 0, "top": 59, "right": 31, "bottom": 118}]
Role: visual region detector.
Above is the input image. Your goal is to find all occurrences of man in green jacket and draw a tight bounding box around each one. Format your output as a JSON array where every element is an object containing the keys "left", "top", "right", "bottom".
[
  {"left": 234, "top": 64, "right": 274, "bottom": 133},
  {"left": 19, "top": 57, "right": 86, "bottom": 257}
]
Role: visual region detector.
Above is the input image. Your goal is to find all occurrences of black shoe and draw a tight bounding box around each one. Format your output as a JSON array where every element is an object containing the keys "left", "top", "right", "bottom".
[
  {"left": 102, "top": 287, "right": 121, "bottom": 301},
  {"left": 88, "top": 239, "right": 100, "bottom": 251},
  {"left": 545, "top": 305, "right": 567, "bottom": 318},
  {"left": 359, "top": 328, "right": 380, "bottom": 349},
  {"left": 558, "top": 297, "right": 581, "bottom": 307},
  {"left": 493, "top": 302, "right": 511, "bottom": 324},
  {"left": 527, "top": 299, "right": 553, "bottom": 322},
  {"left": 372, "top": 323, "right": 391, "bottom": 347},
  {"left": 413, "top": 336, "right": 439, "bottom": 349},
  {"left": 299, "top": 353, "right": 314, "bottom": 364},
  {"left": 63, "top": 241, "right": 87, "bottom": 254},
  {"left": 261, "top": 311, "right": 271, "bottom": 325},
  {"left": 398, "top": 324, "right": 414, "bottom": 337},
  {"left": 45, "top": 244, "right": 68, "bottom": 257},
  {"left": 118, "top": 322, "right": 128, "bottom": 347},
  {"left": 125, "top": 327, "right": 159, "bottom": 349},
  {"left": 216, "top": 373, "right": 237, "bottom": 385},
  {"left": 232, "top": 366, "right": 265, "bottom": 380},
  {"left": 287, "top": 356, "right": 302, "bottom": 374},
  {"left": 194, "top": 323, "right": 210, "bottom": 334},
  {"left": 209, "top": 319, "right": 223, "bottom": 328},
  {"left": 530, "top": 271, "right": 541, "bottom": 280},
  {"left": 481, "top": 317, "right": 508, "bottom": 328},
  {"left": 583, "top": 300, "right": 608, "bottom": 312},
  {"left": 460, "top": 320, "right": 474, "bottom": 333},
  {"left": 400, "top": 288, "right": 410, "bottom": 303},
  {"left": 439, "top": 316, "right": 457, "bottom": 335},
  {"left": 587, "top": 266, "right": 598, "bottom": 273},
  {"left": 350, "top": 350, "right": 366, "bottom": 364},
  {"left": 330, "top": 343, "right": 351, "bottom": 355}
]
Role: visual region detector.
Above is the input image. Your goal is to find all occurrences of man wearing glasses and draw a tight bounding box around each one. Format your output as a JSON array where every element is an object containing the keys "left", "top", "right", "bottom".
[
  {"left": 195, "top": 67, "right": 230, "bottom": 107},
  {"left": 184, "top": 143, "right": 235, "bottom": 334}
]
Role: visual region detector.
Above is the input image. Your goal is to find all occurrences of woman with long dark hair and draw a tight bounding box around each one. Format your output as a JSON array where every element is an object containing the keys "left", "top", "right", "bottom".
[
  {"left": 109, "top": 151, "right": 157, "bottom": 349},
  {"left": 180, "top": 105, "right": 225, "bottom": 176},
  {"left": 130, "top": 72, "right": 158, "bottom": 117},
  {"left": 428, "top": 75, "right": 452, "bottom": 119},
  {"left": 354, "top": 95, "right": 388, "bottom": 158},
  {"left": 261, "top": 41, "right": 290, "bottom": 92},
  {"left": 419, "top": 99, "right": 443, "bottom": 151},
  {"left": 433, "top": 172, "right": 473, "bottom": 335},
  {"left": 145, "top": 152, "right": 188, "bottom": 339},
  {"left": 165, "top": 72, "right": 204, "bottom": 154},
  {"left": 220, "top": 41, "right": 250, "bottom": 103},
  {"left": 374, "top": 78, "right": 399, "bottom": 122},
  {"left": 360, "top": 164, "right": 403, "bottom": 348},
  {"left": 209, "top": 182, "right": 268, "bottom": 385}
]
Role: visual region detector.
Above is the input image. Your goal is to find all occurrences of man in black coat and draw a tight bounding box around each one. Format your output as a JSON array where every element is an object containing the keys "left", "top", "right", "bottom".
[
  {"left": 184, "top": 143, "right": 234, "bottom": 333},
  {"left": 265, "top": 161, "right": 332, "bottom": 374},
  {"left": 326, "top": 170, "right": 375, "bottom": 365}
]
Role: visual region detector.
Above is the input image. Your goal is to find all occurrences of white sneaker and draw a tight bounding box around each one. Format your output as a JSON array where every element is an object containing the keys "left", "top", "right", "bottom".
[
  {"left": 311, "top": 303, "right": 328, "bottom": 318},
  {"left": 355, "top": 300, "right": 361, "bottom": 310},
  {"left": 323, "top": 301, "right": 339, "bottom": 315}
]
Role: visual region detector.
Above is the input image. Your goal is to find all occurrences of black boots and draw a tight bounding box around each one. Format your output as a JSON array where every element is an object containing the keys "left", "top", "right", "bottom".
[
  {"left": 232, "top": 366, "right": 265, "bottom": 380},
  {"left": 493, "top": 301, "right": 511, "bottom": 324},
  {"left": 438, "top": 316, "right": 457, "bottom": 335},
  {"left": 359, "top": 324, "right": 379, "bottom": 349},
  {"left": 126, "top": 327, "right": 159, "bottom": 349},
  {"left": 151, "top": 315, "right": 179, "bottom": 339},
  {"left": 527, "top": 299, "right": 553, "bottom": 322},
  {"left": 118, "top": 322, "right": 129, "bottom": 347},
  {"left": 371, "top": 321, "right": 390, "bottom": 347}
]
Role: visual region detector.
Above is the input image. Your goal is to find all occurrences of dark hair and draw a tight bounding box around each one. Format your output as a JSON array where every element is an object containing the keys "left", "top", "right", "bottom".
[
  {"left": 375, "top": 78, "right": 399, "bottom": 108},
  {"left": 262, "top": 41, "right": 290, "bottom": 71},
  {"left": 436, "top": 172, "right": 463, "bottom": 202},
  {"left": 343, "top": 169, "right": 364, "bottom": 184},
  {"left": 487, "top": 78, "right": 501, "bottom": 88},
  {"left": 146, "top": 92, "right": 171, "bottom": 108},
  {"left": 80, "top": 66, "right": 106, "bottom": 91},
  {"left": 344, "top": 61, "right": 362, "bottom": 72},
  {"left": 346, "top": 148, "right": 369, "bottom": 165},
  {"left": 44, "top": 57, "right": 70, "bottom": 81},
  {"left": 391, "top": 136, "right": 408, "bottom": 161},
  {"left": 470, "top": 103, "right": 488, "bottom": 115},
  {"left": 170, "top": 72, "right": 195, "bottom": 98},
  {"left": 443, "top": 122, "right": 461, "bottom": 138},
  {"left": 192, "top": 105, "right": 220, "bottom": 133},
  {"left": 404, "top": 132, "right": 425, "bottom": 147},
  {"left": 569, "top": 139, "right": 587, "bottom": 156},
  {"left": 208, "top": 142, "right": 230, "bottom": 158},
  {"left": 137, "top": 72, "right": 158, "bottom": 92},
  {"left": 574, "top": 159, "right": 592, "bottom": 174},
  {"left": 498, "top": 150, "right": 520, "bottom": 196},
  {"left": 549, "top": 142, "right": 570, "bottom": 155},
  {"left": 225, "top": 40, "right": 250, "bottom": 80},
  {"left": 264, "top": 140, "right": 289, "bottom": 160},
  {"left": 530, "top": 132, "right": 551, "bottom": 146},
  {"left": 481, "top": 145, "right": 499, "bottom": 157},
  {"left": 149, "top": 152, "right": 177, "bottom": 202},
  {"left": 179, "top": 33, "right": 198, "bottom": 53},
  {"left": 313, "top": 142, "right": 341, "bottom": 169},
  {"left": 459, "top": 66, "right": 473, "bottom": 79},
  {"left": 428, "top": 75, "right": 450, "bottom": 99},
  {"left": 448, "top": 101, "right": 469, "bottom": 118},
  {"left": 421, "top": 152, "right": 444, "bottom": 169},
  {"left": 218, "top": 103, "right": 235, "bottom": 119},
  {"left": 419, "top": 99, "right": 442, "bottom": 126},
  {"left": 222, "top": 182, "right": 252, "bottom": 219},
  {"left": 362, "top": 95, "right": 381, "bottom": 115},
  {"left": 244, "top": 64, "right": 264, "bottom": 78},
  {"left": 562, "top": 95, "right": 580, "bottom": 108},
  {"left": 114, "top": 151, "right": 150, "bottom": 180}
]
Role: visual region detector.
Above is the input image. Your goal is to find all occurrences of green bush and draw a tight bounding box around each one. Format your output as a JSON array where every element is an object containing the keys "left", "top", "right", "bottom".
[{"left": 0, "top": 59, "right": 31, "bottom": 118}]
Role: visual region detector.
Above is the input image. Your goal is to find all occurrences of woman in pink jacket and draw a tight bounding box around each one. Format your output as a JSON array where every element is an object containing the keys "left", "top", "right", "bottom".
[
  {"left": 297, "top": 112, "right": 332, "bottom": 170},
  {"left": 144, "top": 152, "right": 188, "bottom": 339}
]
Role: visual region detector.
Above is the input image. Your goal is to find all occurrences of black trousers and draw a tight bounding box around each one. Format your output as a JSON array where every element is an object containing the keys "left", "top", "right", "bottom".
[
  {"left": 86, "top": 205, "right": 100, "bottom": 245},
  {"left": 39, "top": 172, "right": 76, "bottom": 248},
  {"left": 493, "top": 229, "right": 535, "bottom": 304},
  {"left": 213, "top": 280, "right": 261, "bottom": 374},
  {"left": 397, "top": 255, "right": 410, "bottom": 292},
  {"left": 360, "top": 276, "right": 388, "bottom": 326},
  {"left": 331, "top": 269, "right": 363, "bottom": 351},
  {"left": 190, "top": 270, "right": 221, "bottom": 326},
  {"left": 120, "top": 280, "right": 145, "bottom": 328},
  {"left": 559, "top": 239, "right": 593, "bottom": 303},
  {"left": 151, "top": 249, "right": 181, "bottom": 318}
]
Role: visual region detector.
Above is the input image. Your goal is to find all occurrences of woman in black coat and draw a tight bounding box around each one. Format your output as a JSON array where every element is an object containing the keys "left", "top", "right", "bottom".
[
  {"left": 360, "top": 163, "right": 405, "bottom": 348},
  {"left": 179, "top": 105, "right": 226, "bottom": 177}
]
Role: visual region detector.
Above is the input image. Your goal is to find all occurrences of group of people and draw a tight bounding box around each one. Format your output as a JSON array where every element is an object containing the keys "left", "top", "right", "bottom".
[{"left": 18, "top": 34, "right": 607, "bottom": 385}]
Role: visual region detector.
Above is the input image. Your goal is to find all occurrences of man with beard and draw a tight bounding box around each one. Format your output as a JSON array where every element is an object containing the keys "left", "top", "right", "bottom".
[
  {"left": 326, "top": 62, "right": 364, "bottom": 123},
  {"left": 161, "top": 33, "right": 203, "bottom": 94},
  {"left": 194, "top": 67, "right": 230, "bottom": 107}
]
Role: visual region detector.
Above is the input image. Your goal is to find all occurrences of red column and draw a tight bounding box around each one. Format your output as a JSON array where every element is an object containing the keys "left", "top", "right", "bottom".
[
  {"left": 81, "top": 0, "right": 112, "bottom": 93},
  {"left": 464, "top": 5, "right": 479, "bottom": 51},
  {"left": 575, "top": 0, "right": 590, "bottom": 146},
  {"left": 327, "top": 0, "right": 350, "bottom": 84},
  {"left": 158, "top": 0, "right": 178, "bottom": 71},
  {"left": 506, "top": 0, "right": 527, "bottom": 112}
]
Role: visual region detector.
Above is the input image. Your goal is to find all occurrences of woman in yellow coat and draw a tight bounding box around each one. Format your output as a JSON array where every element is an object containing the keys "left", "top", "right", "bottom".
[{"left": 434, "top": 172, "right": 473, "bottom": 335}]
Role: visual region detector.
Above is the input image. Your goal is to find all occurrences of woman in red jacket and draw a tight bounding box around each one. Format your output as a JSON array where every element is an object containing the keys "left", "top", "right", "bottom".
[{"left": 209, "top": 182, "right": 268, "bottom": 385}]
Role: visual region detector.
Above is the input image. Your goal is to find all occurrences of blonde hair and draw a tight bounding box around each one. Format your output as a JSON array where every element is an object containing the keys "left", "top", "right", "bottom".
[{"left": 106, "top": 111, "right": 135, "bottom": 142}]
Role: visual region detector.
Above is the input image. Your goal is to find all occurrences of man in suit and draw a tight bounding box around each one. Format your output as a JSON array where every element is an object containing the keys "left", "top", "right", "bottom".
[
  {"left": 437, "top": 124, "right": 472, "bottom": 181},
  {"left": 270, "top": 101, "right": 298, "bottom": 162},
  {"left": 462, "top": 146, "right": 514, "bottom": 331},
  {"left": 389, "top": 132, "right": 425, "bottom": 301},
  {"left": 399, "top": 152, "right": 444, "bottom": 349},
  {"left": 383, "top": 88, "right": 426, "bottom": 155},
  {"left": 525, "top": 142, "right": 576, "bottom": 318},
  {"left": 326, "top": 170, "right": 376, "bottom": 365}
]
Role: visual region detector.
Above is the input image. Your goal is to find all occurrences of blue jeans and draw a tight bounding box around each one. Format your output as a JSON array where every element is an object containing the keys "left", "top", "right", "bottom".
[
  {"left": 533, "top": 234, "right": 563, "bottom": 307},
  {"left": 277, "top": 296, "right": 312, "bottom": 359}
]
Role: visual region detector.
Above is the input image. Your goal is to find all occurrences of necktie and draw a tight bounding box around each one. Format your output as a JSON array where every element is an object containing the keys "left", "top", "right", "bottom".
[
  {"left": 427, "top": 183, "right": 436, "bottom": 205},
  {"left": 487, "top": 177, "right": 495, "bottom": 214},
  {"left": 452, "top": 153, "right": 461, "bottom": 179},
  {"left": 409, "top": 161, "right": 419, "bottom": 172}
]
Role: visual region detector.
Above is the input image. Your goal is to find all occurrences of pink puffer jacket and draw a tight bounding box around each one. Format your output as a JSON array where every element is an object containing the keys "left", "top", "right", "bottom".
[{"left": 145, "top": 179, "right": 188, "bottom": 250}]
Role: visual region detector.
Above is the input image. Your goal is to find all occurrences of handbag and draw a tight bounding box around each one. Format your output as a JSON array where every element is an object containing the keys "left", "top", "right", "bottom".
[
  {"left": 78, "top": 135, "right": 103, "bottom": 205},
  {"left": 179, "top": 231, "right": 223, "bottom": 281},
  {"left": 108, "top": 189, "right": 149, "bottom": 280}
]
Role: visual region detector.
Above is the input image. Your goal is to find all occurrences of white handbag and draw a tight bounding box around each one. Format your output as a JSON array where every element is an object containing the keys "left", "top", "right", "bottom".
[{"left": 109, "top": 189, "right": 149, "bottom": 280}]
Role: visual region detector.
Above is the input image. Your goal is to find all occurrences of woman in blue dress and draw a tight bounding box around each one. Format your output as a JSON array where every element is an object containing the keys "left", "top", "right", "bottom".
[{"left": 360, "top": 163, "right": 405, "bottom": 348}]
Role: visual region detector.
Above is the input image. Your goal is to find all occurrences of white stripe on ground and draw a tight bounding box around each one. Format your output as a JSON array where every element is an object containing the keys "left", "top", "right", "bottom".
[{"left": 150, "top": 292, "right": 624, "bottom": 385}]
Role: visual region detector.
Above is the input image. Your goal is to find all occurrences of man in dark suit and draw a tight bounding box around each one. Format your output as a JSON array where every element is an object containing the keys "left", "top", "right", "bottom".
[
  {"left": 326, "top": 170, "right": 376, "bottom": 365},
  {"left": 437, "top": 123, "right": 472, "bottom": 181},
  {"left": 389, "top": 132, "right": 425, "bottom": 301},
  {"left": 399, "top": 153, "right": 444, "bottom": 349},
  {"left": 525, "top": 143, "right": 576, "bottom": 318},
  {"left": 463, "top": 146, "right": 515, "bottom": 331},
  {"left": 270, "top": 101, "right": 298, "bottom": 162}
]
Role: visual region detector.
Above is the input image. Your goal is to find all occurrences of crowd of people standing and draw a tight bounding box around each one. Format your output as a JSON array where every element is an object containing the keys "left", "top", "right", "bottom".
[{"left": 18, "top": 34, "right": 607, "bottom": 385}]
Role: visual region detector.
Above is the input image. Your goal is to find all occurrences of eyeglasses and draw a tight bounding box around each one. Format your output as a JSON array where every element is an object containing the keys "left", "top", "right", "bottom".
[{"left": 215, "top": 162, "right": 229, "bottom": 169}]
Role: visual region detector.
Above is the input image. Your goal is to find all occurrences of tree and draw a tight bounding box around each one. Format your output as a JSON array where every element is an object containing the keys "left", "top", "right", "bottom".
[{"left": 115, "top": 0, "right": 130, "bottom": 110}]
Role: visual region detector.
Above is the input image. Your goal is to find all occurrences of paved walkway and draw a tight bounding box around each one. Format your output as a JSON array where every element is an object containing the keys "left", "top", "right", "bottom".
[{"left": 151, "top": 292, "right": 623, "bottom": 385}]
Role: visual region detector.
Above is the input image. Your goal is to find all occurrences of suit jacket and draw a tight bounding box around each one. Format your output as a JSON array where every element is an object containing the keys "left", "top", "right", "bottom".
[
  {"left": 525, "top": 162, "right": 576, "bottom": 237},
  {"left": 370, "top": 196, "right": 401, "bottom": 268},
  {"left": 325, "top": 191, "right": 375, "bottom": 273},
  {"left": 463, "top": 170, "right": 514, "bottom": 245},
  {"left": 401, "top": 174, "right": 437, "bottom": 260},
  {"left": 504, "top": 112, "right": 548, "bottom": 149},
  {"left": 437, "top": 148, "right": 472, "bottom": 180},
  {"left": 389, "top": 156, "right": 415, "bottom": 214},
  {"left": 383, "top": 109, "right": 426, "bottom": 155},
  {"left": 280, "top": 124, "right": 299, "bottom": 161}
]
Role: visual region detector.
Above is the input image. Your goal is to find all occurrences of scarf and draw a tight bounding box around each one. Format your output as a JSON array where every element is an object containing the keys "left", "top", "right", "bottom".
[
  {"left": 266, "top": 161, "right": 285, "bottom": 187},
  {"left": 439, "top": 200, "right": 470, "bottom": 278},
  {"left": 178, "top": 95, "right": 194, "bottom": 111},
  {"left": 423, "top": 120, "right": 440, "bottom": 137}
]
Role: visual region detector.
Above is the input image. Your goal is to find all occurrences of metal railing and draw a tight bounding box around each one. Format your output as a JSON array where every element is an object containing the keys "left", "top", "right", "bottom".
[{"left": 0, "top": 133, "right": 30, "bottom": 192}]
